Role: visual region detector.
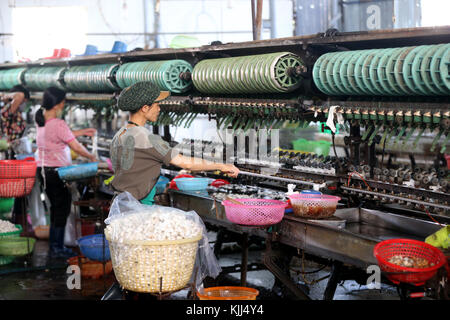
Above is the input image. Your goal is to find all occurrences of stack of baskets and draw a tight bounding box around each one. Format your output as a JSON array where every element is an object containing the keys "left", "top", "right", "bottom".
[
  {"left": 0, "top": 158, "right": 37, "bottom": 198},
  {"left": 0, "top": 224, "right": 34, "bottom": 266}
]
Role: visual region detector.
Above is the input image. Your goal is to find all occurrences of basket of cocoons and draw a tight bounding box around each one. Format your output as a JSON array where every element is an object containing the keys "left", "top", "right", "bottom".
[
  {"left": 104, "top": 205, "right": 204, "bottom": 293},
  {"left": 0, "top": 220, "right": 22, "bottom": 265},
  {"left": 0, "top": 220, "right": 22, "bottom": 239}
]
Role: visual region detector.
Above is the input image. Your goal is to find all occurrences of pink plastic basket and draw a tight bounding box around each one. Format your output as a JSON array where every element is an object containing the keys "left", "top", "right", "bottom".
[
  {"left": 222, "top": 198, "right": 287, "bottom": 226},
  {"left": 288, "top": 194, "right": 341, "bottom": 219}
]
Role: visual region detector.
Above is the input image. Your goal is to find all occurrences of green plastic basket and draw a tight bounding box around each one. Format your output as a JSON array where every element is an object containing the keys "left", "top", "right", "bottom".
[
  {"left": 312, "top": 140, "right": 332, "bottom": 156},
  {"left": 0, "top": 255, "right": 15, "bottom": 266},
  {"left": 292, "top": 139, "right": 331, "bottom": 156},
  {"left": 0, "top": 237, "right": 35, "bottom": 256},
  {"left": 0, "top": 224, "right": 22, "bottom": 239},
  {"left": 292, "top": 138, "right": 308, "bottom": 151},
  {"left": 0, "top": 198, "right": 14, "bottom": 214}
]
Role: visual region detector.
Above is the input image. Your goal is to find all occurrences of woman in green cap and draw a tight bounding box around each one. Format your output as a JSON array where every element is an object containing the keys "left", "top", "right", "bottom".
[{"left": 110, "top": 81, "right": 239, "bottom": 205}]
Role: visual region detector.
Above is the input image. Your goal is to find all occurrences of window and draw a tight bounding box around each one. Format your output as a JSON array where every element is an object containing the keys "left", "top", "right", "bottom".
[{"left": 12, "top": 6, "right": 88, "bottom": 61}]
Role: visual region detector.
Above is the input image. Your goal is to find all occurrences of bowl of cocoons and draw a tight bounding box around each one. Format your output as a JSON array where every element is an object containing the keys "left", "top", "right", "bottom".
[{"left": 105, "top": 208, "right": 203, "bottom": 293}]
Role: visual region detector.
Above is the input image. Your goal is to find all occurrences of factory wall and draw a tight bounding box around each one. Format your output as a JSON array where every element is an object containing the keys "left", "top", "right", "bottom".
[{"left": 0, "top": 0, "right": 294, "bottom": 63}]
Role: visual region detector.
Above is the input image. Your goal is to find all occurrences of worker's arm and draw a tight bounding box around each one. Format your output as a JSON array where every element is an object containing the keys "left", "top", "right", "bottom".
[
  {"left": 170, "top": 154, "right": 239, "bottom": 177},
  {"left": 68, "top": 139, "right": 97, "bottom": 162},
  {"left": 72, "top": 128, "right": 97, "bottom": 137},
  {"left": 4, "top": 92, "right": 25, "bottom": 114}
]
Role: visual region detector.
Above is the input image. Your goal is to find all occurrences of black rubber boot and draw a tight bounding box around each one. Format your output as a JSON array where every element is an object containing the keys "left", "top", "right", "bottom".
[
  {"left": 50, "top": 227, "right": 76, "bottom": 258},
  {"left": 48, "top": 225, "right": 59, "bottom": 256}
]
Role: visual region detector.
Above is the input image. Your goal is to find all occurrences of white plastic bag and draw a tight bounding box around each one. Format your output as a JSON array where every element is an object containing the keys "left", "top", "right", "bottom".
[
  {"left": 64, "top": 182, "right": 81, "bottom": 247},
  {"left": 105, "top": 191, "right": 221, "bottom": 289},
  {"left": 27, "top": 174, "right": 47, "bottom": 227}
]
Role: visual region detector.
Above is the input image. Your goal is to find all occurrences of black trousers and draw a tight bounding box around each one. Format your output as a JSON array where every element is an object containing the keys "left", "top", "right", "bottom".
[{"left": 37, "top": 167, "right": 72, "bottom": 228}]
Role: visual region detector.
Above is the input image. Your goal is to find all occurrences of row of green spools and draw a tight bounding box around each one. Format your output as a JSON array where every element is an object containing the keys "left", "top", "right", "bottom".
[
  {"left": 0, "top": 52, "right": 305, "bottom": 94},
  {"left": 313, "top": 43, "right": 450, "bottom": 96},
  {"left": 0, "top": 44, "right": 448, "bottom": 96}
]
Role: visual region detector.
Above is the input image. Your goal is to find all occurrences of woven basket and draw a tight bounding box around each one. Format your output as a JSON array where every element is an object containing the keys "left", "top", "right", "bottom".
[
  {"left": 0, "top": 224, "right": 22, "bottom": 239},
  {"left": 105, "top": 229, "right": 202, "bottom": 293}
]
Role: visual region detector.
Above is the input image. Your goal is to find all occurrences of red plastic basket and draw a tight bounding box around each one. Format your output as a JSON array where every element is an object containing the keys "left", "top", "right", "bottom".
[
  {"left": 169, "top": 174, "right": 194, "bottom": 190},
  {"left": 211, "top": 179, "right": 230, "bottom": 188},
  {"left": 222, "top": 198, "right": 286, "bottom": 226},
  {"left": 0, "top": 159, "right": 37, "bottom": 179},
  {"left": 0, "top": 159, "right": 37, "bottom": 198},
  {"left": 373, "top": 238, "right": 447, "bottom": 286},
  {"left": 0, "top": 178, "right": 36, "bottom": 197}
]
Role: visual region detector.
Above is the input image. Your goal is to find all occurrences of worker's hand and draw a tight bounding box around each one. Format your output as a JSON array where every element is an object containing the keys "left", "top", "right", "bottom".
[
  {"left": 88, "top": 155, "right": 98, "bottom": 162},
  {"left": 219, "top": 164, "right": 240, "bottom": 178},
  {"left": 82, "top": 128, "right": 97, "bottom": 137}
]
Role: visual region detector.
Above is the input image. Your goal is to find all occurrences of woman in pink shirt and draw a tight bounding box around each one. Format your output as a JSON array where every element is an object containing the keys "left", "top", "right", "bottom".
[{"left": 35, "top": 87, "right": 97, "bottom": 258}]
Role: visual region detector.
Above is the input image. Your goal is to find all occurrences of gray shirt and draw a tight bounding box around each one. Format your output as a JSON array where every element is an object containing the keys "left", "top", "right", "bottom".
[{"left": 110, "top": 125, "right": 178, "bottom": 200}]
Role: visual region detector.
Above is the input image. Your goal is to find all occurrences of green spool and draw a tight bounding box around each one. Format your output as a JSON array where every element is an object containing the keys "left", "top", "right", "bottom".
[
  {"left": 377, "top": 48, "right": 397, "bottom": 95},
  {"left": 384, "top": 47, "right": 405, "bottom": 95},
  {"left": 393, "top": 46, "right": 416, "bottom": 95},
  {"left": 419, "top": 44, "right": 446, "bottom": 95},
  {"left": 193, "top": 52, "right": 304, "bottom": 94},
  {"left": 116, "top": 60, "right": 192, "bottom": 93},
  {"left": 64, "top": 64, "right": 119, "bottom": 92},
  {"left": 368, "top": 49, "right": 389, "bottom": 95},
  {"left": 429, "top": 44, "right": 450, "bottom": 94},
  {"left": 339, "top": 51, "right": 357, "bottom": 95},
  {"left": 355, "top": 49, "right": 378, "bottom": 95},
  {"left": 403, "top": 45, "right": 429, "bottom": 95},
  {"left": 273, "top": 53, "right": 303, "bottom": 91},
  {"left": 24, "top": 67, "right": 67, "bottom": 91},
  {"left": 331, "top": 52, "right": 349, "bottom": 95},
  {"left": 313, "top": 53, "right": 334, "bottom": 95},
  {"left": 0, "top": 68, "right": 26, "bottom": 90},
  {"left": 346, "top": 51, "right": 366, "bottom": 95},
  {"left": 320, "top": 53, "right": 340, "bottom": 95},
  {"left": 440, "top": 46, "right": 450, "bottom": 91},
  {"left": 410, "top": 45, "right": 434, "bottom": 95}
]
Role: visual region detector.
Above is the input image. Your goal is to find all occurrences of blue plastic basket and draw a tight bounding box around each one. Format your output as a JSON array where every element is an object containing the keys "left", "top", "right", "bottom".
[
  {"left": 155, "top": 176, "right": 170, "bottom": 194},
  {"left": 77, "top": 234, "right": 110, "bottom": 262},
  {"left": 15, "top": 154, "right": 35, "bottom": 160},
  {"left": 57, "top": 162, "right": 98, "bottom": 181},
  {"left": 175, "top": 178, "right": 212, "bottom": 191}
]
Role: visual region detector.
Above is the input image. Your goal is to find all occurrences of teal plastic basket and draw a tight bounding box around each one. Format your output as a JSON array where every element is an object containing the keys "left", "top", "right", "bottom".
[
  {"left": 155, "top": 176, "right": 170, "bottom": 194},
  {"left": 57, "top": 162, "right": 98, "bottom": 181},
  {"left": 175, "top": 178, "right": 212, "bottom": 192}
]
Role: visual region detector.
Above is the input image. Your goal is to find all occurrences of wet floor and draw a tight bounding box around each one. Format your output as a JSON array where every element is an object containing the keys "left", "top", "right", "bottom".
[{"left": 0, "top": 232, "right": 400, "bottom": 300}]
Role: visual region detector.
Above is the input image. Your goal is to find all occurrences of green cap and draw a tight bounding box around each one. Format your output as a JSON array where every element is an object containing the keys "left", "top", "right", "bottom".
[{"left": 117, "top": 81, "right": 170, "bottom": 112}]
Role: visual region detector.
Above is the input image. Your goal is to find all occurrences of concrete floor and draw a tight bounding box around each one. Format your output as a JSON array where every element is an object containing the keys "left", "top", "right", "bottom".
[{"left": 0, "top": 231, "right": 400, "bottom": 300}]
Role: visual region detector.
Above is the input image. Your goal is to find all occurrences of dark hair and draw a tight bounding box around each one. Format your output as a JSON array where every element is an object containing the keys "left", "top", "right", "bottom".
[
  {"left": 9, "top": 85, "right": 30, "bottom": 100},
  {"left": 35, "top": 87, "right": 66, "bottom": 127}
]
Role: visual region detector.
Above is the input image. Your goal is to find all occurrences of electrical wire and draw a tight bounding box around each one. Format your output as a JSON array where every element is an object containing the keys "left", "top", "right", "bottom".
[
  {"left": 299, "top": 250, "right": 330, "bottom": 285},
  {"left": 347, "top": 171, "right": 371, "bottom": 190},
  {"left": 424, "top": 208, "right": 445, "bottom": 227}
]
